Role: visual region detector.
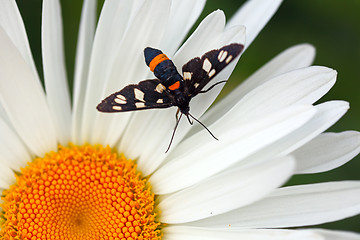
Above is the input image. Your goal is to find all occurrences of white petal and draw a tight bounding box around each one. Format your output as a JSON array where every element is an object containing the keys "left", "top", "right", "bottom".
[
  {"left": 173, "top": 10, "right": 226, "bottom": 68},
  {"left": 227, "top": 0, "right": 283, "bottom": 50},
  {"left": 226, "top": 101, "right": 349, "bottom": 171},
  {"left": 89, "top": 0, "right": 171, "bottom": 145},
  {"left": 0, "top": 118, "right": 31, "bottom": 171},
  {"left": 151, "top": 105, "right": 315, "bottom": 194},
  {"left": 160, "top": 0, "right": 206, "bottom": 56},
  {"left": 0, "top": 103, "right": 11, "bottom": 125},
  {"left": 294, "top": 131, "right": 360, "bottom": 174},
  {"left": 197, "top": 66, "right": 335, "bottom": 135},
  {"left": 310, "top": 229, "right": 360, "bottom": 240},
  {"left": 216, "top": 24, "right": 247, "bottom": 47},
  {"left": 158, "top": 156, "right": 295, "bottom": 224},
  {"left": 0, "top": 165, "right": 15, "bottom": 189},
  {"left": 0, "top": 119, "right": 24, "bottom": 188},
  {"left": 0, "top": 27, "right": 57, "bottom": 156},
  {"left": 278, "top": 101, "right": 349, "bottom": 155},
  {"left": 0, "top": 0, "right": 40, "bottom": 83},
  {"left": 42, "top": 0, "right": 72, "bottom": 145},
  {"left": 189, "top": 181, "right": 360, "bottom": 228},
  {"left": 72, "top": 0, "right": 97, "bottom": 144},
  {"left": 235, "top": 44, "right": 316, "bottom": 98},
  {"left": 118, "top": 108, "right": 177, "bottom": 173},
  {"left": 231, "top": 67, "right": 335, "bottom": 120},
  {"left": 201, "top": 44, "right": 316, "bottom": 128},
  {"left": 163, "top": 226, "right": 324, "bottom": 240},
  {"left": 79, "top": 0, "right": 136, "bottom": 143}
]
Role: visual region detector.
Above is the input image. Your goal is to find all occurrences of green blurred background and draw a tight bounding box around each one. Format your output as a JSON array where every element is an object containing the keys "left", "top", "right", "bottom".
[{"left": 15, "top": 0, "right": 360, "bottom": 233}]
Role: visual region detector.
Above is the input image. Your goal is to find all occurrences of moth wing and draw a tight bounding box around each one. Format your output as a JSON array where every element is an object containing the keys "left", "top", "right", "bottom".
[
  {"left": 182, "top": 43, "right": 244, "bottom": 96},
  {"left": 97, "top": 79, "right": 172, "bottom": 112}
]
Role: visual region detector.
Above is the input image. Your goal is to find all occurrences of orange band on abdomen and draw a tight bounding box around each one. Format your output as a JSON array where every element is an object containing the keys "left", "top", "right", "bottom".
[
  {"left": 149, "top": 53, "right": 169, "bottom": 72},
  {"left": 168, "top": 81, "right": 180, "bottom": 91}
]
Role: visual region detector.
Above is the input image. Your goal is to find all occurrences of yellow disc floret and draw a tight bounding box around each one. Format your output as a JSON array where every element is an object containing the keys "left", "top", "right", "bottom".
[{"left": 0, "top": 144, "right": 161, "bottom": 240}]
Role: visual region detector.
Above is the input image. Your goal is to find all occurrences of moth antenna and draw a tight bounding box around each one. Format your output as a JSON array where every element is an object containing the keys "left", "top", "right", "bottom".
[
  {"left": 166, "top": 113, "right": 183, "bottom": 153},
  {"left": 188, "top": 113, "right": 218, "bottom": 140}
]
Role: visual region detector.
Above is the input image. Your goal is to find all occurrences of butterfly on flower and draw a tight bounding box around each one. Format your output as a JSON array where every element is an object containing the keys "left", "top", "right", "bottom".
[{"left": 97, "top": 43, "right": 244, "bottom": 152}]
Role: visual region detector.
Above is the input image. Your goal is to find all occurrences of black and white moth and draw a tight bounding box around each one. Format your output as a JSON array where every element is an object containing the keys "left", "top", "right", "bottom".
[{"left": 97, "top": 43, "right": 244, "bottom": 152}]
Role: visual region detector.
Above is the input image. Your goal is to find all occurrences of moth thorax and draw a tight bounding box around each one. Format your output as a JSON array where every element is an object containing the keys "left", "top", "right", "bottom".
[{"left": 174, "top": 93, "right": 190, "bottom": 114}]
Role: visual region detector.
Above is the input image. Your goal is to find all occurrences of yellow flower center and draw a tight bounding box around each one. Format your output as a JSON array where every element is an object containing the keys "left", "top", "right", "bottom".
[{"left": 0, "top": 144, "right": 161, "bottom": 240}]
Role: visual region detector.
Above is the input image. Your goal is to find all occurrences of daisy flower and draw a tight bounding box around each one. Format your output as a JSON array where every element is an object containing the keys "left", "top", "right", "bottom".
[{"left": 0, "top": 0, "right": 360, "bottom": 239}]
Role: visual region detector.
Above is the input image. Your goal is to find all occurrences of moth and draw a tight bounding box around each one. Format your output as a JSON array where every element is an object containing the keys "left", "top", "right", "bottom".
[{"left": 97, "top": 43, "right": 244, "bottom": 152}]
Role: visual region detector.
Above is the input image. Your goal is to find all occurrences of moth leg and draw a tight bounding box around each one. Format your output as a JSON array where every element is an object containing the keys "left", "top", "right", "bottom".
[
  {"left": 186, "top": 114, "right": 194, "bottom": 125},
  {"left": 176, "top": 108, "right": 180, "bottom": 121},
  {"left": 166, "top": 113, "right": 183, "bottom": 153},
  {"left": 198, "top": 80, "right": 227, "bottom": 94}
]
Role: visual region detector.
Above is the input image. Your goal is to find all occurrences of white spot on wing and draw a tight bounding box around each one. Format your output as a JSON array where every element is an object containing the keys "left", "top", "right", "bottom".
[
  {"left": 208, "top": 69, "right": 216, "bottom": 78},
  {"left": 156, "top": 83, "right": 166, "bottom": 93},
  {"left": 115, "top": 97, "right": 126, "bottom": 104},
  {"left": 194, "top": 83, "right": 200, "bottom": 88},
  {"left": 218, "top": 50, "right": 228, "bottom": 62},
  {"left": 116, "top": 94, "right": 126, "bottom": 100},
  {"left": 134, "top": 88, "right": 145, "bottom": 101},
  {"left": 112, "top": 106, "right": 122, "bottom": 111},
  {"left": 225, "top": 55, "right": 233, "bottom": 64},
  {"left": 202, "top": 58, "right": 212, "bottom": 73},
  {"left": 183, "top": 72, "right": 192, "bottom": 80},
  {"left": 135, "top": 102, "right": 145, "bottom": 108},
  {"left": 156, "top": 99, "right": 163, "bottom": 104}
]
